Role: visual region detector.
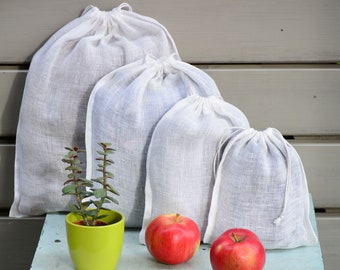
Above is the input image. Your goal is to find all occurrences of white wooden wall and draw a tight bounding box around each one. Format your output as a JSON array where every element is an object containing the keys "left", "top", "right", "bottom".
[{"left": 1, "top": 0, "right": 339, "bottom": 268}]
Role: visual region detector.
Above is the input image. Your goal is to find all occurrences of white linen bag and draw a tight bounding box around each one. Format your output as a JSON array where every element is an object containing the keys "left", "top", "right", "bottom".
[
  {"left": 139, "top": 94, "right": 250, "bottom": 243},
  {"left": 85, "top": 55, "right": 222, "bottom": 227},
  {"left": 10, "top": 3, "right": 179, "bottom": 217},
  {"left": 203, "top": 128, "right": 318, "bottom": 249}
]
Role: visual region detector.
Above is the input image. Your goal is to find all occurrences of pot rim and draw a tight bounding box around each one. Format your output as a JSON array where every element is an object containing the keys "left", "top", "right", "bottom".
[{"left": 65, "top": 209, "right": 124, "bottom": 228}]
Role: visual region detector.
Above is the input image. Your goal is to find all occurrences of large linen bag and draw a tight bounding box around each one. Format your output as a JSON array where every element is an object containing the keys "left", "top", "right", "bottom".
[
  {"left": 85, "top": 55, "right": 221, "bottom": 227},
  {"left": 139, "top": 94, "right": 250, "bottom": 243},
  {"left": 10, "top": 3, "right": 179, "bottom": 217},
  {"left": 203, "top": 128, "right": 318, "bottom": 249}
]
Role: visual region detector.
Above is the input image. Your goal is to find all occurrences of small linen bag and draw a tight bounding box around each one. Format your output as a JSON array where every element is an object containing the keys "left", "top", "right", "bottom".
[
  {"left": 139, "top": 94, "right": 250, "bottom": 243},
  {"left": 85, "top": 55, "right": 222, "bottom": 227},
  {"left": 203, "top": 128, "right": 318, "bottom": 249},
  {"left": 10, "top": 3, "right": 179, "bottom": 217}
]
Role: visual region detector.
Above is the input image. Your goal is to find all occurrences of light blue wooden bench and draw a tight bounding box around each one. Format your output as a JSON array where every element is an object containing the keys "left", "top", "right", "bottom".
[{"left": 31, "top": 196, "right": 324, "bottom": 270}]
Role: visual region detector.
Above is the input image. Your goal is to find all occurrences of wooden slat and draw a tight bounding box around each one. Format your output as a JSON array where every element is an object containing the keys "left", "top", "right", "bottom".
[
  {"left": 0, "top": 68, "right": 26, "bottom": 136},
  {"left": 292, "top": 141, "right": 340, "bottom": 208},
  {"left": 1, "top": 141, "right": 340, "bottom": 209},
  {"left": 1, "top": 66, "right": 340, "bottom": 136},
  {"left": 203, "top": 65, "right": 340, "bottom": 135},
  {"left": 1, "top": 0, "right": 340, "bottom": 64},
  {"left": 315, "top": 215, "right": 340, "bottom": 270},
  {"left": 0, "top": 145, "right": 15, "bottom": 208}
]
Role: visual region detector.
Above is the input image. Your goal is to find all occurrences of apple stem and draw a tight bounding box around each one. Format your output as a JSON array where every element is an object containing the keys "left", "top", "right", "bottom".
[
  {"left": 231, "top": 233, "right": 241, "bottom": 243},
  {"left": 175, "top": 213, "right": 181, "bottom": 222}
]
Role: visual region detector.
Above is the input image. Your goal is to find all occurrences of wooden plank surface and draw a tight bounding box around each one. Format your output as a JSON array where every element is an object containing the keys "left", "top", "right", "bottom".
[
  {"left": 203, "top": 65, "right": 340, "bottom": 135},
  {"left": 0, "top": 68, "right": 26, "bottom": 136},
  {"left": 0, "top": 218, "right": 44, "bottom": 270},
  {"left": 1, "top": 0, "right": 340, "bottom": 64},
  {"left": 1, "top": 66, "right": 339, "bottom": 136},
  {"left": 0, "top": 145, "right": 15, "bottom": 208},
  {"left": 31, "top": 197, "right": 324, "bottom": 270},
  {"left": 316, "top": 214, "right": 340, "bottom": 270},
  {"left": 1, "top": 141, "right": 340, "bottom": 210},
  {"left": 292, "top": 141, "right": 340, "bottom": 208}
]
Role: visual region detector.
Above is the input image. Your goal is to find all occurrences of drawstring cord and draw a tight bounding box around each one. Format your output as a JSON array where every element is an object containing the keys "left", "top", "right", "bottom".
[
  {"left": 269, "top": 128, "right": 292, "bottom": 226},
  {"left": 117, "top": 2, "right": 132, "bottom": 12}
]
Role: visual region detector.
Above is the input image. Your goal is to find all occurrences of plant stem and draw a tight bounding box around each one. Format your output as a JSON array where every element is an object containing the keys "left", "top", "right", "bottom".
[
  {"left": 71, "top": 153, "right": 90, "bottom": 226},
  {"left": 92, "top": 143, "right": 108, "bottom": 224},
  {"left": 101, "top": 145, "right": 107, "bottom": 206}
]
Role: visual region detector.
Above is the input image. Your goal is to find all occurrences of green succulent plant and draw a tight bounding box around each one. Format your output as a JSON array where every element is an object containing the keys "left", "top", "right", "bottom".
[{"left": 62, "top": 142, "right": 119, "bottom": 226}]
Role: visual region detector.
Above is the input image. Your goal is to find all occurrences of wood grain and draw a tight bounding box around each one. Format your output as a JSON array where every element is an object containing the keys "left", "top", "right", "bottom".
[
  {"left": 292, "top": 141, "right": 340, "bottom": 208},
  {"left": 1, "top": 0, "right": 340, "bottom": 63},
  {"left": 316, "top": 215, "right": 340, "bottom": 270},
  {"left": 1, "top": 66, "right": 339, "bottom": 136}
]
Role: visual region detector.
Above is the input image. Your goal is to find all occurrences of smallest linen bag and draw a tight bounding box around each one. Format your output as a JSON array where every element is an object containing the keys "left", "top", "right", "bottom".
[
  {"left": 139, "top": 94, "right": 250, "bottom": 244},
  {"left": 204, "top": 128, "right": 318, "bottom": 249}
]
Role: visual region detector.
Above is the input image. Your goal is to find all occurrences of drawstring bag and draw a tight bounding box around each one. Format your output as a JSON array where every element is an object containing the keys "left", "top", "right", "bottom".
[
  {"left": 203, "top": 128, "right": 318, "bottom": 249},
  {"left": 139, "top": 94, "right": 250, "bottom": 243},
  {"left": 10, "top": 3, "right": 179, "bottom": 217},
  {"left": 85, "top": 55, "right": 222, "bottom": 227}
]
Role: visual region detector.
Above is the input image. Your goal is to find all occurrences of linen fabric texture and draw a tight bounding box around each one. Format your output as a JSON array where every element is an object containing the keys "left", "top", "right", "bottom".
[
  {"left": 10, "top": 3, "right": 179, "bottom": 217},
  {"left": 139, "top": 94, "right": 250, "bottom": 243},
  {"left": 85, "top": 55, "right": 222, "bottom": 227},
  {"left": 203, "top": 127, "right": 318, "bottom": 249}
]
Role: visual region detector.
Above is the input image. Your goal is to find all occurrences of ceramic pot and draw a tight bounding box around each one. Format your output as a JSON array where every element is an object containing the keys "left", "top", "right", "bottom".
[{"left": 65, "top": 209, "right": 124, "bottom": 270}]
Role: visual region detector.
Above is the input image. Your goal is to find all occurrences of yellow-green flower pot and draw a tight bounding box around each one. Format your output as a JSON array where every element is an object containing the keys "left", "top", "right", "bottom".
[{"left": 65, "top": 209, "right": 124, "bottom": 270}]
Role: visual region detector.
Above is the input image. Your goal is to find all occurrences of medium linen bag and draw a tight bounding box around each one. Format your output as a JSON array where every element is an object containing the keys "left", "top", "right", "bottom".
[
  {"left": 139, "top": 94, "right": 250, "bottom": 243},
  {"left": 85, "top": 55, "right": 222, "bottom": 227},
  {"left": 203, "top": 128, "right": 318, "bottom": 249},
  {"left": 10, "top": 3, "right": 179, "bottom": 217}
]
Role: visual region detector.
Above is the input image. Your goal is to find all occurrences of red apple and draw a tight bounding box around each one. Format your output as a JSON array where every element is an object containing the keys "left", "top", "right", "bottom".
[
  {"left": 145, "top": 213, "right": 201, "bottom": 265},
  {"left": 210, "top": 228, "right": 266, "bottom": 270}
]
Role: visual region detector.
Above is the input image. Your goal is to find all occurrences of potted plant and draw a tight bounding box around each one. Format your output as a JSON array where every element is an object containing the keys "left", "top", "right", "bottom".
[{"left": 62, "top": 142, "right": 124, "bottom": 270}]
